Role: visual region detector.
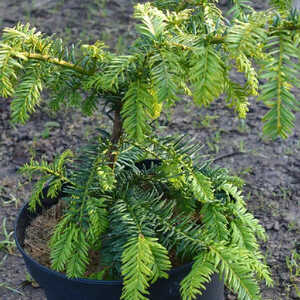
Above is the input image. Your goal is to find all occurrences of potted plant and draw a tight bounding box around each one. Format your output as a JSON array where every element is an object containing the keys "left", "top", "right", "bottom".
[{"left": 0, "top": 0, "right": 299, "bottom": 299}]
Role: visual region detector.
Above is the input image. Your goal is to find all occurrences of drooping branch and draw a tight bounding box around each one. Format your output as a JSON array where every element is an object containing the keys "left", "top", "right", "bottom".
[{"left": 20, "top": 52, "right": 94, "bottom": 75}]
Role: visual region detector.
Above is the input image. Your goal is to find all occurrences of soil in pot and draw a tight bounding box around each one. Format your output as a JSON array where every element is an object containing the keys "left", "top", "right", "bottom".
[
  {"left": 24, "top": 205, "right": 56, "bottom": 271},
  {"left": 24, "top": 204, "right": 111, "bottom": 280},
  {"left": 23, "top": 202, "right": 184, "bottom": 280}
]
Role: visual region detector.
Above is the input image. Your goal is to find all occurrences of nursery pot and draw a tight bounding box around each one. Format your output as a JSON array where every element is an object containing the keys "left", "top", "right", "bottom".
[
  {"left": 14, "top": 160, "right": 224, "bottom": 300},
  {"left": 15, "top": 200, "right": 224, "bottom": 300}
]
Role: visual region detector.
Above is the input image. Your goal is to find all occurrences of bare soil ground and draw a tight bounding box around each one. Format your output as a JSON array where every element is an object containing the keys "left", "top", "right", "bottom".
[{"left": 0, "top": 1, "right": 299, "bottom": 299}]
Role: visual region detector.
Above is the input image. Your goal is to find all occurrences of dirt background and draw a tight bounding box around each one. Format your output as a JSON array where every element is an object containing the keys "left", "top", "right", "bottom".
[{"left": 0, "top": 0, "right": 299, "bottom": 299}]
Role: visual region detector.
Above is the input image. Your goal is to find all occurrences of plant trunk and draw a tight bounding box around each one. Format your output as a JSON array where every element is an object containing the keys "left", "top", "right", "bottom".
[
  {"left": 111, "top": 107, "right": 122, "bottom": 145},
  {"left": 108, "top": 107, "right": 123, "bottom": 167}
]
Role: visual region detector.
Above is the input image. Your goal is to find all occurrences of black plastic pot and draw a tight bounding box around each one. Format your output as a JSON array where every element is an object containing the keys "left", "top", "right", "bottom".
[
  {"left": 15, "top": 201, "right": 224, "bottom": 300},
  {"left": 14, "top": 161, "right": 224, "bottom": 300}
]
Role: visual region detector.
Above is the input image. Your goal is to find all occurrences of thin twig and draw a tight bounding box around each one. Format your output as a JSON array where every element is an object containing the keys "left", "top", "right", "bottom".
[{"left": 213, "top": 151, "right": 246, "bottom": 163}]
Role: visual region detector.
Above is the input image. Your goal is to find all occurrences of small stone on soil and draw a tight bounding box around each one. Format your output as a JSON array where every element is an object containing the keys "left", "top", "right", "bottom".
[{"left": 273, "top": 221, "right": 280, "bottom": 231}]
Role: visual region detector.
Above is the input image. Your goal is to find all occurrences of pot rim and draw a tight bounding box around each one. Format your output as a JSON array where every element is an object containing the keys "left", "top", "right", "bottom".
[{"left": 14, "top": 202, "right": 192, "bottom": 286}]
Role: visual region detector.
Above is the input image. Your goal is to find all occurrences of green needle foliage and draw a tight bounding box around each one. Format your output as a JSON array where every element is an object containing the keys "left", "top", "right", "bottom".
[
  {"left": 0, "top": 0, "right": 298, "bottom": 299},
  {"left": 0, "top": 2, "right": 299, "bottom": 138},
  {"left": 121, "top": 235, "right": 171, "bottom": 300}
]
